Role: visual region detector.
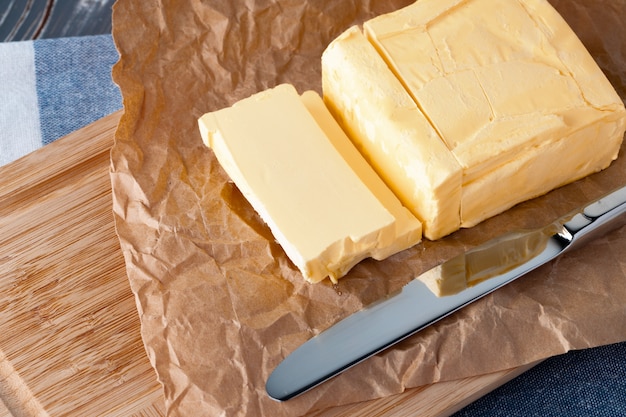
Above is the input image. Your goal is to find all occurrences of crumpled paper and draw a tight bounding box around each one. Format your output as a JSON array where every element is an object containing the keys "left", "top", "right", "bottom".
[{"left": 109, "top": 0, "right": 626, "bottom": 415}]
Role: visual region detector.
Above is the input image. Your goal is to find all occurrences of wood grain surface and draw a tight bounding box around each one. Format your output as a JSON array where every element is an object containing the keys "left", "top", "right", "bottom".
[
  {"left": 0, "top": 112, "right": 164, "bottom": 417},
  {"left": 0, "top": 112, "right": 533, "bottom": 416}
]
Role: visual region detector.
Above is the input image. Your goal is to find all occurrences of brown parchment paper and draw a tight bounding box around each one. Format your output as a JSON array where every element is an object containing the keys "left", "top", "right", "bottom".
[{"left": 109, "top": 0, "right": 626, "bottom": 415}]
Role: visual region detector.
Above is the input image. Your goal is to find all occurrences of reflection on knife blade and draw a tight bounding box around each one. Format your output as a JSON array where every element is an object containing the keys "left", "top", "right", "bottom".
[
  {"left": 266, "top": 185, "right": 626, "bottom": 401},
  {"left": 419, "top": 224, "right": 560, "bottom": 297}
]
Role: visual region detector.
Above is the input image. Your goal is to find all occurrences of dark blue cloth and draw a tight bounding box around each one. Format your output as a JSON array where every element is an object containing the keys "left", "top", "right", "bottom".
[{"left": 453, "top": 341, "right": 626, "bottom": 416}]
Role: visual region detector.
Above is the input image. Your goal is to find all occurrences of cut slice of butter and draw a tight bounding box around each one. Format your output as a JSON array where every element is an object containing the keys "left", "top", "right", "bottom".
[
  {"left": 321, "top": 26, "right": 463, "bottom": 240},
  {"left": 320, "top": 0, "right": 626, "bottom": 233},
  {"left": 198, "top": 84, "right": 422, "bottom": 283},
  {"left": 299, "top": 90, "right": 423, "bottom": 257}
]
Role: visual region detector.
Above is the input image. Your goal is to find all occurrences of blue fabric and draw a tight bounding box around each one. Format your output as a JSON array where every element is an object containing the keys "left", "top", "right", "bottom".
[
  {"left": 0, "top": 34, "right": 122, "bottom": 166},
  {"left": 33, "top": 34, "right": 121, "bottom": 145},
  {"left": 453, "top": 341, "right": 626, "bottom": 416}
]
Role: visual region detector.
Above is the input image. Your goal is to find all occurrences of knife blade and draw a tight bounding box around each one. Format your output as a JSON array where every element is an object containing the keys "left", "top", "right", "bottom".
[{"left": 266, "top": 184, "right": 626, "bottom": 401}]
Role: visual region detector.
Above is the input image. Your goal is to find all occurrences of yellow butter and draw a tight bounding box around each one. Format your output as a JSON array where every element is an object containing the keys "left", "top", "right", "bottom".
[
  {"left": 300, "top": 90, "right": 423, "bottom": 257},
  {"left": 320, "top": 0, "right": 625, "bottom": 237},
  {"left": 363, "top": 0, "right": 626, "bottom": 228},
  {"left": 198, "top": 84, "right": 422, "bottom": 283},
  {"left": 322, "top": 26, "right": 463, "bottom": 240}
]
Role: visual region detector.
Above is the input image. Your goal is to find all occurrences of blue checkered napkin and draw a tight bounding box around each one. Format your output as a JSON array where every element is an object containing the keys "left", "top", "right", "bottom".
[{"left": 0, "top": 34, "right": 122, "bottom": 166}]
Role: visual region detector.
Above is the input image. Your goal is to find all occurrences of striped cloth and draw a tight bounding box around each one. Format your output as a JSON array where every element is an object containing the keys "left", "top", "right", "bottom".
[{"left": 0, "top": 34, "right": 121, "bottom": 166}]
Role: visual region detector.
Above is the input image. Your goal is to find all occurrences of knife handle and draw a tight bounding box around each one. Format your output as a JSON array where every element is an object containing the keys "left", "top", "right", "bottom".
[{"left": 561, "top": 185, "right": 626, "bottom": 252}]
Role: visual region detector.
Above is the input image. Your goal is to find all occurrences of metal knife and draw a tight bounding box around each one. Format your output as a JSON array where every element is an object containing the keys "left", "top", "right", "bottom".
[{"left": 266, "top": 184, "right": 626, "bottom": 401}]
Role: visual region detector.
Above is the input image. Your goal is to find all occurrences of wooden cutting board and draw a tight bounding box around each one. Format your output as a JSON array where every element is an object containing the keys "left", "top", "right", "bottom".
[{"left": 0, "top": 111, "right": 534, "bottom": 416}]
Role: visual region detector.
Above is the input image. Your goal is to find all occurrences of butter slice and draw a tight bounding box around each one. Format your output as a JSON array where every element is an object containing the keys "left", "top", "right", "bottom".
[
  {"left": 322, "top": 26, "right": 463, "bottom": 240},
  {"left": 364, "top": 0, "right": 626, "bottom": 228},
  {"left": 198, "top": 84, "right": 421, "bottom": 283},
  {"left": 300, "top": 90, "right": 423, "bottom": 258}
]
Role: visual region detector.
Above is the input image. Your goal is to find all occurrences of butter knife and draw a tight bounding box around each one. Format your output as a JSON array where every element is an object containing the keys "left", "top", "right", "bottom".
[{"left": 266, "top": 184, "right": 626, "bottom": 401}]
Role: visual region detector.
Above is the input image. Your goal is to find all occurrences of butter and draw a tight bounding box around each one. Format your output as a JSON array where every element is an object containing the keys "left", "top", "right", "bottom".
[
  {"left": 200, "top": 0, "right": 626, "bottom": 283},
  {"left": 198, "top": 84, "right": 422, "bottom": 283},
  {"left": 321, "top": 26, "right": 463, "bottom": 240},
  {"left": 322, "top": 0, "right": 625, "bottom": 238},
  {"left": 299, "top": 90, "right": 423, "bottom": 257}
]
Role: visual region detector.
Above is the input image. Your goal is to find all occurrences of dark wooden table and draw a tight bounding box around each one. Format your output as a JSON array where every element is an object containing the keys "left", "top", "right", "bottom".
[{"left": 1, "top": 0, "right": 115, "bottom": 41}]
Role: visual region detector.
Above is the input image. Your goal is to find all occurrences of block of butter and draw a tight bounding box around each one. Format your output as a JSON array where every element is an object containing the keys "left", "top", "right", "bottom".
[
  {"left": 198, "top": 84, "right": 422, "bottom": 283},
  {"left": 323, "top": 0, "right": 626, "bottom": 239}
]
